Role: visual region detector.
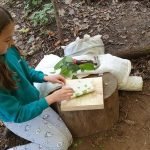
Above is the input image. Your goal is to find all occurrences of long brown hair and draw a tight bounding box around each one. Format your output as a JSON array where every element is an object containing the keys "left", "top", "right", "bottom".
[{"left": 0, "top": 6, "right": 17, "bottom": 90}]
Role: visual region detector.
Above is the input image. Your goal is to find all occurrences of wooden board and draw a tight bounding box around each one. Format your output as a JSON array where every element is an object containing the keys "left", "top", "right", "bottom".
[{"left": 61, "top": 77, "right": 104, "bottom": 111}]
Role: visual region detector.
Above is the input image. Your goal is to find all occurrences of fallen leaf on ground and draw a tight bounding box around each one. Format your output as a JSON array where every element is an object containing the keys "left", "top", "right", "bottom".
[
  {"left": 59, "top": 8, "right": 65, "bottom": 17},
  {"left": 19, "top": 28, "right": 30, "bottom": 33},
  {"left": 69, "top": 8, "right": 75, "bottom": 15},
  {"left": 124, "top": 119, "right": 136, "bottom": 125},
  {"left": 65, "top": 0, "right": 72, "bottom": 4},
  {"left": 54, "top": 40, "right": 61, "bottom": 47},
  {"left": 47, "top": 30, "right": 55, "bottom": 36}
]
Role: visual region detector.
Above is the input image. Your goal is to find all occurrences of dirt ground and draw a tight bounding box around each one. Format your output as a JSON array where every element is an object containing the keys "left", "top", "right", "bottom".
[{"left": 0, "top": 0, "right": 150, "bottom": 150}]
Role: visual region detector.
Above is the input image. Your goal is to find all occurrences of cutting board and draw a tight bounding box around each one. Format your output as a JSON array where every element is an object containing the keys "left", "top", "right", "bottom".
[{"left": 61, "top": 77, "right": 104, "bottom": 111}]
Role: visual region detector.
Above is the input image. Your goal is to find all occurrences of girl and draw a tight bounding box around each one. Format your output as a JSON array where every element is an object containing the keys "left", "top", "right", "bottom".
[{"left": 0, "top": 6, "right": 74, "bottom": 150}]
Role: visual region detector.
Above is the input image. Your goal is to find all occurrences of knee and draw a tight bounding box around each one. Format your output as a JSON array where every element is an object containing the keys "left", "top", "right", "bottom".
[{"left": 57, "top": 132, "right": 73, "bottom": 150}]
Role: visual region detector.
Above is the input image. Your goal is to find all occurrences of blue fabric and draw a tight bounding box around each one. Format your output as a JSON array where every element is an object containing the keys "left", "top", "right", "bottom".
[{"left": 0, "top": 47, "right": 49, "bottom": 123}]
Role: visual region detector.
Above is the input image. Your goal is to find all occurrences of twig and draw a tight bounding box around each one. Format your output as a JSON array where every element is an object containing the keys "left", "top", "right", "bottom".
[
  {"left": 139, "top": 93, "right": 150, "bottom": 96},
  {"left": 51, "top": 0, "right": 64, "bottom": 44}
]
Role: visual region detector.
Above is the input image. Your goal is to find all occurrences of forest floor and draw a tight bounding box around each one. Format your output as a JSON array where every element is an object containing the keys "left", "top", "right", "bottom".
[{"left": 0, "top": 0, "right": 150, "bottom": 150}]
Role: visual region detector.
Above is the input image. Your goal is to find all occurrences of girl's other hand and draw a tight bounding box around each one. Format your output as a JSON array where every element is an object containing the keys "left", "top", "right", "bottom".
[
  {"left": 45, "top": 86, "right": 74, "bottom": 105},
  {"left": 44, "top": 75, "right": 66, "bottom": 85}
]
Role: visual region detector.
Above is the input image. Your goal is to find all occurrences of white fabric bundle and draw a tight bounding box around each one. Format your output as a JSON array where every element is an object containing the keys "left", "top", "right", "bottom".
[
  {"left": 119, "top": 76, "right": 143, "bottom": 91},
  {"left": 34, "top": 34, "right": 143, "bottom": 97},
  {"left": 34, "top": 54, "right": 143, "bottom": 98}
]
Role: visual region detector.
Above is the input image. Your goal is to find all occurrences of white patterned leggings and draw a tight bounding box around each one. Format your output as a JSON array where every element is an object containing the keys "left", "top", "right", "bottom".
[{"left": 4, "top": 107, "right": 73, "bottom": 150}]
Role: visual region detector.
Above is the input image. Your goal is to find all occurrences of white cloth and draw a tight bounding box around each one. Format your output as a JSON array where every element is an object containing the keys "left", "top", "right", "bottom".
[
  {"left": 34, "top": 55, "right": 62, "bottom": 97},
  {"left": 34, "top": 54, "right": 143, "bottom": 96},
  {"left": 119, "top": 76, "right": 143, "bottom": 91}
]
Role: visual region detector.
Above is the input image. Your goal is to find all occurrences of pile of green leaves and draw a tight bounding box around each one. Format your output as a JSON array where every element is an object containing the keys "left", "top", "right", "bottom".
[
  {"left": 54, "top": 56, "right": 95, "bottom": 78},
  {"left": 24, "top": 0, "right": 42, "bottom": 13},
  {"left": 24, "top": 0, "right": 55, "bottom": 26},
  {"left": 30, "top": 3, "right": 55, "bottom": 26}
]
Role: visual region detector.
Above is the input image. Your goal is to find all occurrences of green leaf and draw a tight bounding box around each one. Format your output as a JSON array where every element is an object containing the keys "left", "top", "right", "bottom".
[
  {"left": 54, "top": 59, "right": 64, "bottom": 70},
  {"left": 64, "top": 56, "right": 73, "bottom": 63},
  {"left": 60, "top": 66, "right": 72, "bottom": 77},
  {"left": 19, "top": 28, "right": 30, "bottom": 33},
  {"left": 79, "top": 63, "right": 95, "bottom": 71},
  {"left": 68, "top": 64, "right": 79, "bottom": 73},
  {"left": 54, "top": 56, "right": 73, "bottom": 70},
  {"left": 32, "top": 0, "right": 37, "bottom": 5},
  {"left": 29, "top": 2, "right": 54, "bottom": 26},
  {"left": 54, "top": 57, "right": 95, "bottom": 78}
]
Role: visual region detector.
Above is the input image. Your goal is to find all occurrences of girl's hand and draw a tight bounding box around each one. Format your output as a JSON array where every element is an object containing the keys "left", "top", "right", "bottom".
[
  {"left": 45, "top": 86, "right": 74, "bottom": 104},
  {"left": 44, "top": 75, "right": 66, "bottom": 85}
]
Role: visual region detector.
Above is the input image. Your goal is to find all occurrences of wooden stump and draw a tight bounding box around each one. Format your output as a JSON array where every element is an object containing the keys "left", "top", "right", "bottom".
[{"left": 56, "top": 73, "right": 119, "bottom": 137}]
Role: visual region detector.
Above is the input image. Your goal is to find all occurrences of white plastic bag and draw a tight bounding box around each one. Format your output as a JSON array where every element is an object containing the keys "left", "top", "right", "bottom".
[{"left": 62, "top": 34, "right": 104, "bottom": 56}]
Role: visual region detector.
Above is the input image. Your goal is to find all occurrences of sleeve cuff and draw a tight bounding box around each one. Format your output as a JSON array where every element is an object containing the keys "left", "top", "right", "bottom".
[
  {"left": 39, "top": 73, "right": 49, "bottom": 83},
  {"left": 38, "top": 72, "right": 46, "bottom": 83},
  {"left": 38, "top": 98, "right": 49, "bottom": 110}
]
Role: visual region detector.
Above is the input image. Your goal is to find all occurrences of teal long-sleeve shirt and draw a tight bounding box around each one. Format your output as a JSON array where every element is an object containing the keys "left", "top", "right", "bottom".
[{"left": 0, "top": 46, "right": 49, "bottom": 123}]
